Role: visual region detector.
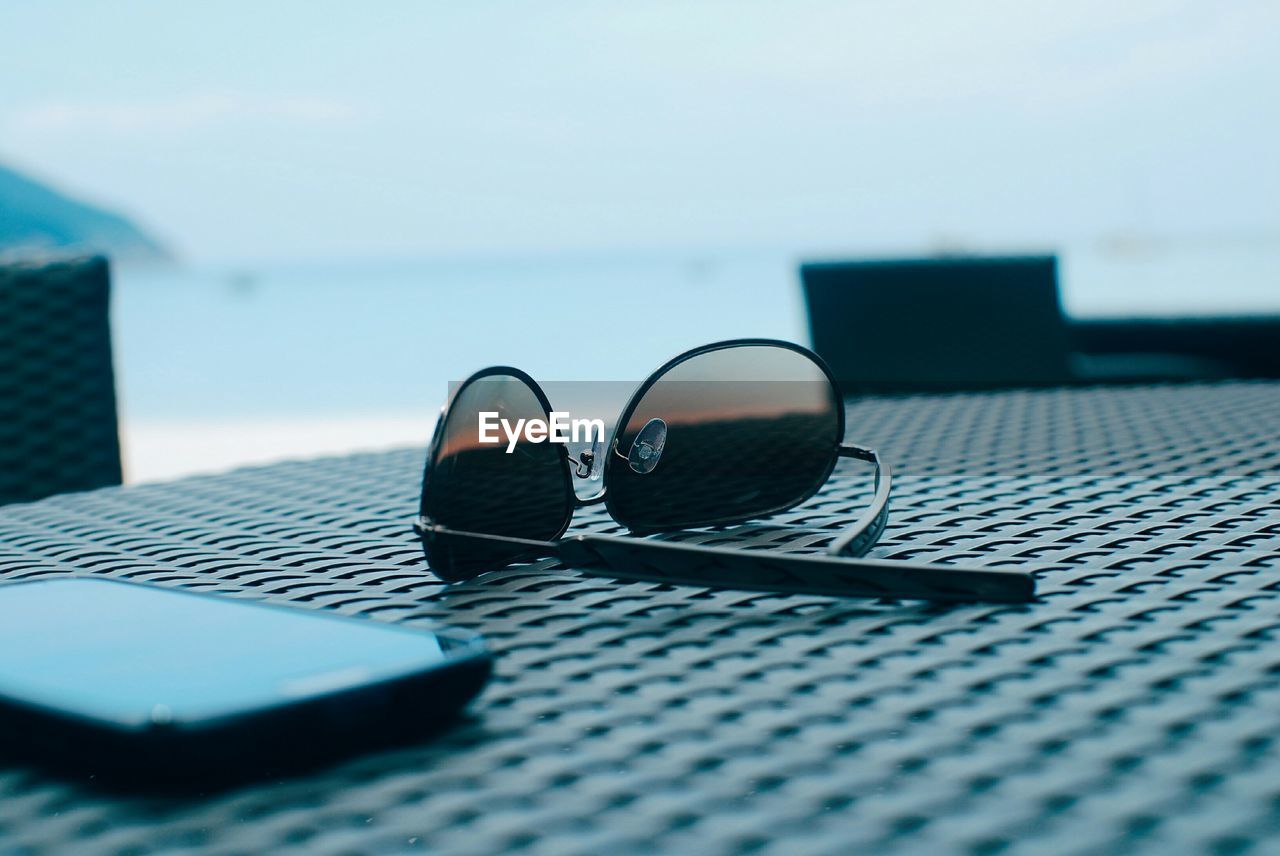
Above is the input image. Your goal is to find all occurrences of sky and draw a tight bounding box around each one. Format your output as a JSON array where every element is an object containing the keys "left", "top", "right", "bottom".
[{"left": 1, "top": 1, "right": 1277, "bottom": 265}]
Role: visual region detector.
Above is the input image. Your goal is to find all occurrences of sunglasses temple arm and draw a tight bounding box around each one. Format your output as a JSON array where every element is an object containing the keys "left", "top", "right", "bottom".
[
  {"left": 567, "top": 447, "right": 1033, "bottom": 602},
  {"left": 827, "top": 445, "right": 892, "bottom": 558},
  {"left": 560, "top": 533, "right": 1034, "bottom": 603},
  {"left": 418, "top": 523, "right": 1035, "bottom": 603}
]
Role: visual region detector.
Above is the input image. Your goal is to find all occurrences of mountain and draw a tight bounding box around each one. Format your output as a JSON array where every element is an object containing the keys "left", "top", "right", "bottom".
[{"left": 0, "top": 163, "right": 172, "bottom": 264}]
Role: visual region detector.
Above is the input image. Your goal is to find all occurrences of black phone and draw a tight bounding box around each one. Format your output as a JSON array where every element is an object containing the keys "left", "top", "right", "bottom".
[{"left": 0, "top": 577, "right": 491, "bottom": 787}]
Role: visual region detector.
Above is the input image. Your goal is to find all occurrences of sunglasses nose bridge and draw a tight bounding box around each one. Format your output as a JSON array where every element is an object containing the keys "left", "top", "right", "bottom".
[{"left": 566, "top": 421, "right": 606, "bottom": 494}]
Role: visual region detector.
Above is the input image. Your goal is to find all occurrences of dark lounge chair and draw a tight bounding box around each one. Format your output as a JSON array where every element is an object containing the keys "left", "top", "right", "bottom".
[
  {"left": 0, "top": 255, "right": 122, "bottom": 506},
  {"left": 802, "top": 254, "right": 1280, "bottom": 391}
]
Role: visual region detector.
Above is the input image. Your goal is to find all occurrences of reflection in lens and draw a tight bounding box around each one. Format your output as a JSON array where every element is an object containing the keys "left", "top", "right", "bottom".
[
  {"left": 421, "top": 373, "right": 574, "bottom": 580},
  {"left": 606, "top": 344, "right": 840, "bottom": 532}
]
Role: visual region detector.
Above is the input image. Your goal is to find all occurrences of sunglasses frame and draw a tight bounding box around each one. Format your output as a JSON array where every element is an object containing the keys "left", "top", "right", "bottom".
[{"left": 414, "top": 339, "right": 1035, "bottom": 603}]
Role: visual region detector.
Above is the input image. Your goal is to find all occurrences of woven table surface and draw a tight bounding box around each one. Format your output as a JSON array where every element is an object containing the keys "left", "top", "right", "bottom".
[{"left": 1, "top": 382, "right": 1278, "bottom": 855}]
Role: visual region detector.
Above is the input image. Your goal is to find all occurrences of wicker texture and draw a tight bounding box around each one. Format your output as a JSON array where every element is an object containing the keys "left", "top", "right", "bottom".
[
  {"left": 0, "top": 256, "right": 122, "bottom": 506},
  {"left": 0, "top": 382, "right": 1277, "bottom": 855}
]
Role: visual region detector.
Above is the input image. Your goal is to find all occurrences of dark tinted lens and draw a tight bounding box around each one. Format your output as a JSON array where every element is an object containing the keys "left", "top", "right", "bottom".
[
  {"left": 606, "top": 344, "right": 840, "bottom": 532},
  {"left": 421, "top": 372, "right": 574, "bottom": 579}
]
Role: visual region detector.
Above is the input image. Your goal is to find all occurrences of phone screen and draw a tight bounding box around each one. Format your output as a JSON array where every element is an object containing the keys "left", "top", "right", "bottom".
[{"left": 0, "top": 578, "right": 469, "bottom": 727}]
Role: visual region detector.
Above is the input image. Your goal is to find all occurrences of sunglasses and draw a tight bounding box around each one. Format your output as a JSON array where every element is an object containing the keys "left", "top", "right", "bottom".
[{"left": 414, "top": 339, "right": 1033, "bottom": 603}]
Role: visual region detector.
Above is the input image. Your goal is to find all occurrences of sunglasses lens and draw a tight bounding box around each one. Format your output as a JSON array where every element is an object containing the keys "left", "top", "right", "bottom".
[
  {"left": 606, "top": 344, "right": 841, "bottom": 532},
  {"left": 420, "top": 373, "right": 574, "bottom": 579}
]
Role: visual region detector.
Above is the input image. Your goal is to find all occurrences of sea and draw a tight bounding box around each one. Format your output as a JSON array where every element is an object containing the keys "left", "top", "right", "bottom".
[{"left": 113, "top": 245, "right": 1278, "bottom": 482}]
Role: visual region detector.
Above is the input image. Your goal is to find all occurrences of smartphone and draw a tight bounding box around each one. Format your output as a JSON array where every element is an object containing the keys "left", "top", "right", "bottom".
[{"left": 0, "top": 577, "right": 491, "bottom": 787}]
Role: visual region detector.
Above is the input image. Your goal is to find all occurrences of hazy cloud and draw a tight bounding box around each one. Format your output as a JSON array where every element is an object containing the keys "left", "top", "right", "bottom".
[{"left": 7, "top": 92, "right": 363, "bottom": 137}]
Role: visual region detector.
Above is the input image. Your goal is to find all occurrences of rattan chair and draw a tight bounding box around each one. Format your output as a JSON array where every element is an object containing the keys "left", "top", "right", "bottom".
[{"left": 0, "top": 255, "right": 122, "bottom": 505}]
